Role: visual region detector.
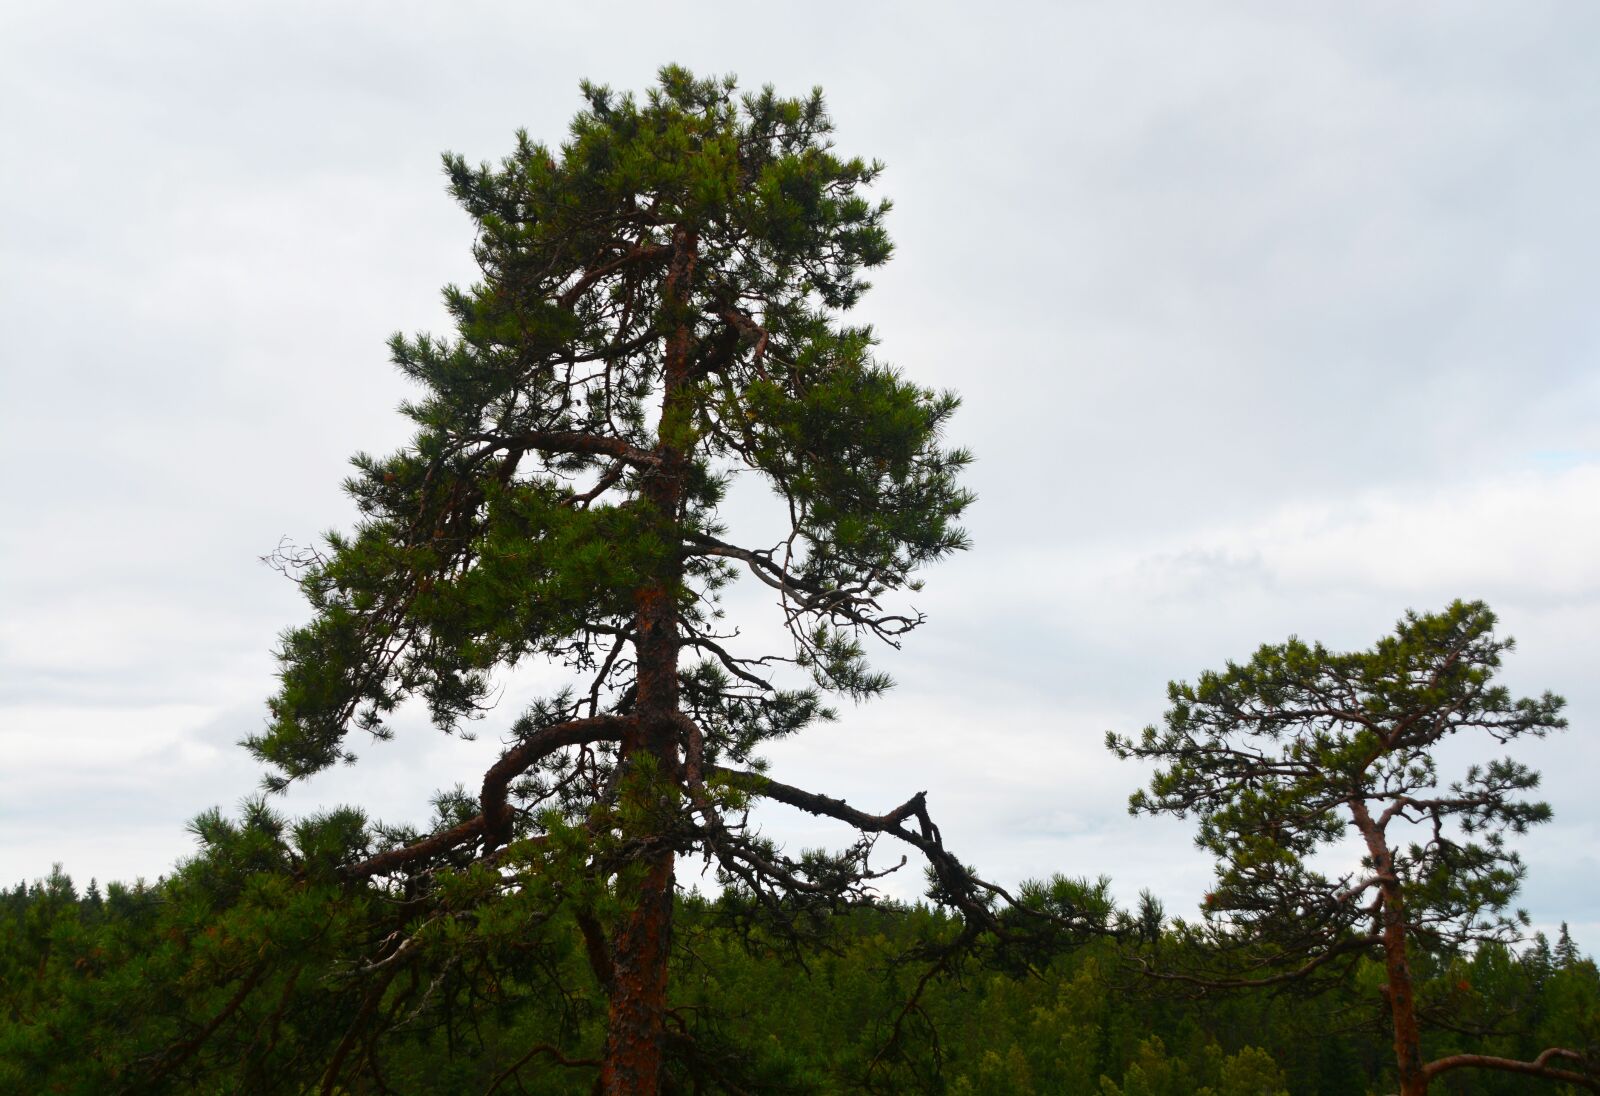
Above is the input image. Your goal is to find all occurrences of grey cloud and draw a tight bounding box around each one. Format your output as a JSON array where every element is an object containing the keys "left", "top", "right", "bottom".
[{"left": 3, "top": 1, "right": 1596, "bottom": 936}]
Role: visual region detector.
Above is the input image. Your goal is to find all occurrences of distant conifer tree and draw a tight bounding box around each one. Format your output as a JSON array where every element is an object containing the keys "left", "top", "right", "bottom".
[{"left": 1111, "top": 601, "right": 1595, "bottom": 1094}]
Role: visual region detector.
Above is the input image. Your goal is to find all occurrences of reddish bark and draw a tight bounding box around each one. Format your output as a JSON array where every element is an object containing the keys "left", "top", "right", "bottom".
[
  {"left": 1350, "top": 799, "right": 1428, "bottom": 1096},
  {"left": 598, "top": 226, "right": 697, "bottom": 1095},
  {"left": 597, "top": 845, "right": 676, "bottom": 1093},
  {"left": 1425, "top": 1048, "right": 1598, "bottom": 1090}
]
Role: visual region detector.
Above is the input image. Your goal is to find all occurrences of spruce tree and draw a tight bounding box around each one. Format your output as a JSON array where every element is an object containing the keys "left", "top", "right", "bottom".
[
  {"left": 239, "top": 67, "right": 1032, "bottom": 1092},
  {"left": 1558, "top": 923, "right": 1584, "bottom": 970}
]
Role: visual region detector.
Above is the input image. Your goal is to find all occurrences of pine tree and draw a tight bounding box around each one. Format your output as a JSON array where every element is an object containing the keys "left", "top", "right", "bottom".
[
  {"left": 1110, "top": 601, "right": 1596, "bottom": 1094},
  {"left": 233, "top": 67, "right": 1050, "bottom": 1093}
]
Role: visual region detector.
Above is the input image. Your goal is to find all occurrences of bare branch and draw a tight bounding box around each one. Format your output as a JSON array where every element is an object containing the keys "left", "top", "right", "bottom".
[{"left": 1425, "top": 1048, "right": 1598, "bottom": 1090}]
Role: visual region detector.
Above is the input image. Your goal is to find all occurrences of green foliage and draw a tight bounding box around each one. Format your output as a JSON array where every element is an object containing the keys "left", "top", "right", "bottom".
[
  {"left": 1109, "top": 601, "right": 1565, "bottom": 970},
  {"left": 137, "top": 64, "right": 987, "bottom": 1091},
  {"left": 1107, "top": 601, "right": 1593, "bottom": 1093},
  {"left": 249, "top": 66, "right": 971, "bottom": 791},
  {"left": 13, "top": 61, "right": 1591, "bottom": 1094},
  {"left": 8, "top": 869, "right": 1590, "bottom": 1093}
]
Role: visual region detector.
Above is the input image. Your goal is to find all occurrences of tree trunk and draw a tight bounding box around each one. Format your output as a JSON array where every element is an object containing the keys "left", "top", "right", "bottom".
[
  {"left": 1351, "top": 801, "right": 1428, "bottom": 1096},
  {"left": 598, "top": 838, "right": 676, "bottom": 1093},
  {"left": 598, "top": 226, "right": 697, "bottom": 1095},
  {"left": 599, "top": 691, "right": 681, "bottom": 1092}
]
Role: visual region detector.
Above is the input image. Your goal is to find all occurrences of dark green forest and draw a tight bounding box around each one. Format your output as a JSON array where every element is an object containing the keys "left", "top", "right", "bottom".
[{"left": 3, "top": 863, "right": 1597, "bottom": 1094}]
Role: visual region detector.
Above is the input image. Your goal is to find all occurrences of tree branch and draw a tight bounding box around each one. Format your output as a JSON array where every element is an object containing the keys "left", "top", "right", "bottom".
[
  {"left": 342, "top": 715, "right": 634, "bottom": 879},
  {"left": 466, "top": 430, "right": 659, "bottom": 470},
  {"left": 1424, "top": 1047, "right": 1597, "bottom": 1090},
  {"left": 1127, "top": 933, "right": 1382, "bottom": 992},
  {"left": 480, "top": 714, "right": 634, "bottom": 849},
  {"left": 556, "top": 242, "right": 670, "bottom": 309}
]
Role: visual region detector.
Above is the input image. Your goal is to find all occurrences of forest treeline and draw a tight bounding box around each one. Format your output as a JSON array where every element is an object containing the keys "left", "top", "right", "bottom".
[{"left": 3, "top": 859, "right": 1596, "bottom": 1095}]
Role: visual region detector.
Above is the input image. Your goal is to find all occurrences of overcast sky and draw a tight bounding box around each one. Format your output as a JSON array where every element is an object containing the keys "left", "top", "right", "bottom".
[{"left": 3, "top": 1, "right": 1597, "bottom": 944}]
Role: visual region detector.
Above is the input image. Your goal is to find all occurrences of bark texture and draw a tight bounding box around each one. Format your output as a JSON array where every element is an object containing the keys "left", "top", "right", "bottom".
[{"left": 599, "top": 227, "right": 696, "bottom": 1096}]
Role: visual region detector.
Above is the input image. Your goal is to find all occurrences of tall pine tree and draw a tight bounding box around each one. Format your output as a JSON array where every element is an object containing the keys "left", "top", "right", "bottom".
[{"left": 244, "top": 67, "right": 1034, "bottom": 1092}]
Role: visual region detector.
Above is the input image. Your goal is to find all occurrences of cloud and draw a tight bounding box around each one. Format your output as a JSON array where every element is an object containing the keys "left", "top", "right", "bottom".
[
  {"left": 2, "top": 2, "right": 1596, "bottom": 942},
  {"left": 762, "top": 464, "right": 1600, "bottom": 918}
]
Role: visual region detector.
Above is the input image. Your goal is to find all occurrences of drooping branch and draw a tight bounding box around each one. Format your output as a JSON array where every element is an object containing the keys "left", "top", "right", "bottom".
[
  {"left": 712, "top": 767, "right": 1012, "bottom": 933},
  {"left": 1424, "top": 1047, "right": 1598, "bottom": 1090},
  {"left": 684, "top": 532, "right": 915, "bottom": 642},
  {"left": 681, "top": 633, "right": 778, "bottom": 692},
  {"left": 685, "top": 533, "right": 827, "bottom": 598},
  {"left": 563, "top": 459, "right": 627, "bottom": 509},
  {"left": 720, "top": 769, "right": 924, "bottom": 835}
]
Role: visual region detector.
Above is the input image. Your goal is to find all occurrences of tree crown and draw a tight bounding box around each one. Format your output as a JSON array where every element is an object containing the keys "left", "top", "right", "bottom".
[
  {"left": 250, "top": 66, "right": 972, "bottom": 790},
  {"left": 1109, "top": 599, "right": 1566, "bottom": 955}
]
